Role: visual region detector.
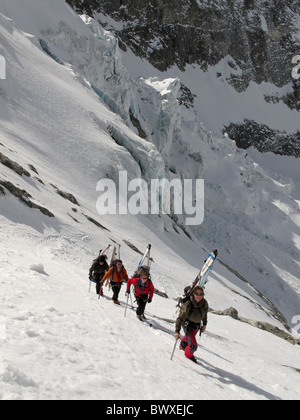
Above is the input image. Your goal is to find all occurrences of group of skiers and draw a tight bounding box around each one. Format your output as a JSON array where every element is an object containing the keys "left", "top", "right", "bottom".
[
  {"left": 89, "top": 255, "right": 154, "bottom": 321},
  {"left": 89, "top": 252, "right": 210, "bottom": 363}
]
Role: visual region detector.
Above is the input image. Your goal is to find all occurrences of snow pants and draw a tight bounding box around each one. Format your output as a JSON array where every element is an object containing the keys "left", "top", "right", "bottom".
[
  {"left": 111, "top": 282, "right": 122, "bottom": 301},
  {"left": 180, "top": 329, "right": 199, "bottom": 359},
  {"left": 136, "top": 296, "right": 148, "bottom": 316}
]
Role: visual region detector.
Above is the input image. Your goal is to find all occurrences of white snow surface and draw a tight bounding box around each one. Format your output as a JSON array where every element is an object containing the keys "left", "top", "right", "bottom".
[{"left": 0, "top": 0, "right": 299, "bottom": 400}]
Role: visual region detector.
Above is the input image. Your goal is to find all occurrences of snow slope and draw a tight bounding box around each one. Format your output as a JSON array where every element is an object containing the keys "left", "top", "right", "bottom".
[
  {"left": 1, "top": 218, "right": 299, "bottom": 401},
  {"left": 0, "top": 0, "right": 299, "bottom": 400}
]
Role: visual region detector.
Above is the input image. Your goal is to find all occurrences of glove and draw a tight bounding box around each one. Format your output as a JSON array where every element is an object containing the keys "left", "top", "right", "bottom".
[
  {"left": 125, "top": 289, "right": 130, "bottom": 296},
  {"left": 148, "top": 298, "right": 152, "bottom": 304}
]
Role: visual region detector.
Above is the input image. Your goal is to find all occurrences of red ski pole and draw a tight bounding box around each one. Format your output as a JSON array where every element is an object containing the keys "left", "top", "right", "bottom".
[{"left": 98, "top": 283, "right": 104, "bottom": 300}]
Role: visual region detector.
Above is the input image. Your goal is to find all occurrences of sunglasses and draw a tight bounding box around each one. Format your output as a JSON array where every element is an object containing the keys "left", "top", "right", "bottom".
[{"left": 194, "top": 292, "right": 204, "bottom": 297}]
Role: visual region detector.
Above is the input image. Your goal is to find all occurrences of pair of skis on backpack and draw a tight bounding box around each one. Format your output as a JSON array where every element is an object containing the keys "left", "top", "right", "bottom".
[{"left": 175, "top": 249, "right": 218, "bottom": 317}]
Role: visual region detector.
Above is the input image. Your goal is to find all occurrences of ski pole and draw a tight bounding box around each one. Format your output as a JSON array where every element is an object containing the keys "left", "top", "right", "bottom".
[
  {"left": 199, "top": 323, "right": 204, "bottom": 342},
  {"left": 98, "top": 283, "right": 103, "bottom": 300},
  {"left": 124, "top": 293, "right": 129, "bottom": 318},
  {"left": 89, "top": 276, "right": 95, "bottom": 293},
  {"left": 129, "top": 289, "right": 134, "bottom": 309},
  {"left": 100, "top": 244, "right": 111, "bottom": 256},
  {"left": 170, "top": 339, "right": 179, "bottom": 361}
]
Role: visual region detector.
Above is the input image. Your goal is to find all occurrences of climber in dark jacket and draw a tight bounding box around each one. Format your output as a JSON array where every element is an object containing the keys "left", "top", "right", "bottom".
[
  {"left": 89, "top": 255, "right": 109, "bottom": 295},
  {"left": 174, "top": 286, "right": 209, "bottom": 362}
]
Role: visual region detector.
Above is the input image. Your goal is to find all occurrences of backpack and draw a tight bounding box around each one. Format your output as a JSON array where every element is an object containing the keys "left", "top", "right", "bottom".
[
  {"left": 132, "top": 265, "right": 151, "bottom": 280},
  {"left": 177, "top": 285, "right": 193, "bottom": 307}
]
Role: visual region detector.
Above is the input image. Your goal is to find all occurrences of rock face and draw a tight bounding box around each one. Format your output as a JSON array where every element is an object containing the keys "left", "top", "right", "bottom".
[
  {"left": 211, "top": 307, "right": 300, "bottom": 345},
  {"left": 67, "top": 0, "right": 300, "bottom": 91},
  {"left": 224, "top": 120, "right": 300, "bottom": 158}
]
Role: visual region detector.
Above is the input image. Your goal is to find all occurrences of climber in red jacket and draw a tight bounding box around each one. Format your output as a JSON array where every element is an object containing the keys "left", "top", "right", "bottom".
[{"left": 126, "top": 270, "right": 154, "bottom": 321}]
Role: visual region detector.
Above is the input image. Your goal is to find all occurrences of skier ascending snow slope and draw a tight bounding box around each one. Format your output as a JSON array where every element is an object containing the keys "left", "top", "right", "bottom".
[
  {"left": 126, "top": 270, "right": 154, "bottom": 321},
  {"left": 101, "top": 260, "right": 129, "bottom": 305},
  {"left": 174, "top": 286, "right": 209, "bottom": 363},
  {"left": 89, "top": 255, "right": 109, "bottom": 296}
]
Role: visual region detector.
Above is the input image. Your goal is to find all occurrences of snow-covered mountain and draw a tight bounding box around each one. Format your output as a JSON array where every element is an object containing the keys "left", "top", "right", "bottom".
[{"left": 0, "top": 0, "right": 299, "bottom": 400}]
